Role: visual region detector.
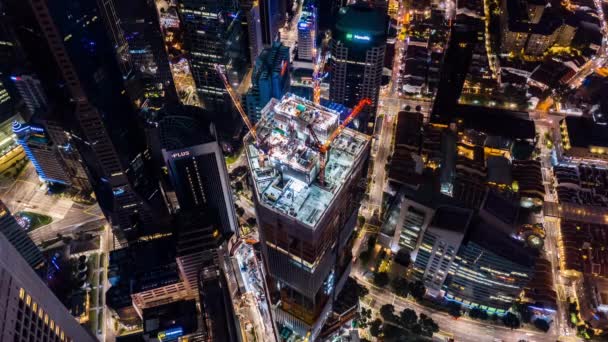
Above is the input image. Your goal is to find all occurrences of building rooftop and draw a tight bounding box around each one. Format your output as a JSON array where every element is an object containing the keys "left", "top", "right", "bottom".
[
  {"left": 246, "top": 94, "right": 370, "bottom": 229},
  {"left": 335, "top": 2, "right": 388, "bottom": 38}
]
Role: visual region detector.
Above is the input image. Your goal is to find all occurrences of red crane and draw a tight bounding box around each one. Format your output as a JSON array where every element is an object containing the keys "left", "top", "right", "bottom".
[{"left": 308, "top": 98, "right": 372, "bottom": 186}]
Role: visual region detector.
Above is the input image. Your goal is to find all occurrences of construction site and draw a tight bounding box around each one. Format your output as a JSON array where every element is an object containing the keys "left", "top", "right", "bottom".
[{"left": 245, "top": 93, "right": 370, "bottom": 229}]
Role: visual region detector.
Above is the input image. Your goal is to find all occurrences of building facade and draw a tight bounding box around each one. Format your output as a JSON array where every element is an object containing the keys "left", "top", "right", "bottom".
[
  {"left": 13, "top": 121, "right": 71, "bottom": 186},
  {"left": 0, "top": 200, "right": 45, "bottom": 272},
  {"left": 11, "top": 75, "right": 48, "bottom": 117},
  {"left": 178, "top": 0, "right": 248, "bottom": 114},
  {"left": 245, "top": 42, "right": 291, "bottom": 123},
  {"left": 246, "top": 94, "right": 370, "bottom": 340},
  {"left": 412, "top": 206, "right": 472, "bottom": 296},
  {"left": 297, "top": 1, "right": 317, "bottom": 61},
  {"left": 160, "top": 113, "right": 238, "bottom": 237},
  {"left": 443, "top": 220, "right": 537, "bottom": 312},
  {"left": 0, "top": 232, "right": 95, "bottom": 342},
  {"left": 16, "top": 0, "right": 169, "bottom": 242},
  {"left": 329, "top": 3, "right": 387, "bottom": 131}
]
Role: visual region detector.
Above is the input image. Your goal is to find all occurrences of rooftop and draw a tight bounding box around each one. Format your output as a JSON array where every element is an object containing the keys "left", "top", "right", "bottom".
[{"left": 246, "top": 94, "right": 370, "bottom": 229}]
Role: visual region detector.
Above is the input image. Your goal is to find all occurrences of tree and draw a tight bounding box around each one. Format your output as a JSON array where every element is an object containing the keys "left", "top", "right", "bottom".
[
  {"left": 370, "top": 318, "right": 382, "bottom": 337},
  {"left": 420, "top": 316, "right": 439, "bottom": 337},
  {"left": 411, "top": 323, "right": 423, "bottom": 335},
  {"left": 380, "top": 304, "right": 396, "bottom": 322},
  {"left": 469, "top": 307, "right": 488, "bottom": 320},
  {"left": 502, "top": 312, "right": 521, "bottom": 330},
  {"left": 447, "top": 302, "right": 462, "bottom": 319},
  {"left": 383, "top": 323, "right": 406, "bottom": 340},
  {"left": 533, "top": 318, "right": 550, "bottom": 332},
  {"left": 234, "top": 181, "right": 244, "bottom": 192},
  {"left": 358, "top": 250, "right": 371, "bottom": 265},
  {"left": 515, "top": 303, "right": 533, "bottom": 323},
  {"left": 394, "top": 248, "right": 411, "bottom": 268},
  {"left": 400, "top": 308, "right": 418, "bottom": 328},
  {"left": 358, "top": 307, "right": 372, "bottom": 328},
  {"left": 357, "top": 215, "right": 366, "bottom": 227},
  {"left": 355, "top": 282, "right": 369, "bottom": 298},
  {"left": 235, "top": 206, "right": 245, "bottom": 216},
  {"left": 373, "top": 271, "right": 390, "bottom": 288},
  {"left": 391, "top": 277, "right": 409, "bottom": 297},
  {"left": 409, "top": 280, "right": 426, "bottom": 300}
]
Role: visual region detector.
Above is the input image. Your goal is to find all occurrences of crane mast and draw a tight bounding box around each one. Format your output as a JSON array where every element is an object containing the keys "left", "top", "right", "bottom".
[
  {"left": 215, "top": 64, "right": 258, "bottom": 142},
  {"left": 307, "top": 98, "right": 371, "bottom": 186}
]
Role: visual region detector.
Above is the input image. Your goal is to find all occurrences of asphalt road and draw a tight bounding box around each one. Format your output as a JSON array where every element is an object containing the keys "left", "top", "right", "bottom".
[
  {"left": 1, "top": 163, "right": 107, "bottom": 246},
  {"left": 356, "top": 273, "right": 557, "bottom": 342}
]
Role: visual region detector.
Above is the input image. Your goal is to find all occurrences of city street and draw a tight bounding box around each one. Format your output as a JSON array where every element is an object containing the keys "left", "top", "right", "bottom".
[
  {"left": 356, "top": 273, "right": 556, "bottom": 342},
  {"left": 1, "top": 163, "right": 106, "bottom": 245}
]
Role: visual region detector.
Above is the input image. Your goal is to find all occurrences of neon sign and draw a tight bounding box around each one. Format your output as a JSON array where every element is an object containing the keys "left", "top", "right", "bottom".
[
  {"left": 171, "top": 151, "right": 191, "bottom": 159},
  {"left": 157, "top": 327, "right": 183, "bottom": 341},
  {"left": 346, "top": 33, "right": 371, "bottom": 42}
]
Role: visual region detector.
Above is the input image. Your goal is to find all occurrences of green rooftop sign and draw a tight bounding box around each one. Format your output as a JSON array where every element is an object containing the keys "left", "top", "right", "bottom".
[{"left": 346, "top": 32, "right": 371, "bottom": 42}]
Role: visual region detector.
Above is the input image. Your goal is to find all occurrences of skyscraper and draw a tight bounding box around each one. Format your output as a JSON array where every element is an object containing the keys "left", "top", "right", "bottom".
[
  {"left": 297, "top": 1, "right": 317, "bottom": 61},
  {"left": 13, "top": 121, "right": 71, "bottom": 186},
  {"left": 0, "top": 200, "right": 45, "bottom": 271},
  {"left": 178, "top": 0, "right": 248, "bottom": 115},
  {"left": 245, "top": 42, "right": 291, "bottom": 123},
  {"left": 329, "top": 2, "right": 387, "bottom": 131},
  {"left": 0, "top": 232, "right": 96, "bottom": 342},
  {"left": 11, "top": 0, "right": 170, "bottom": 242},
  {"left": 11, "top": 74, "right": 48, "bottom": 116},
  {"left": 241, "top": 0, "right": 265, "bottom": 64},
  {"left": 259, "top": 0, "right": 284, "bottom": 46},
  {"left": 159, "top": 110, "right": 238, "bottom": 236},
  {"left": 114, "top": 0, "right": 175, "bottom": 95},
  {"left": 245, "top": 94, "right": 370, "bottom": 340}
]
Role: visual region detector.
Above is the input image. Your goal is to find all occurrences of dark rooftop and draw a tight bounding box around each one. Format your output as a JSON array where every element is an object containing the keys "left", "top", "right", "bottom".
[
  {"left": 143, "top": 300, "right": 198, "bottom": 337},
  {"left": 430, "top": 206, "right": 474, "bottom": 233},
  {"left": 564, "top": 116, "right": 608, "bottom": 148}
]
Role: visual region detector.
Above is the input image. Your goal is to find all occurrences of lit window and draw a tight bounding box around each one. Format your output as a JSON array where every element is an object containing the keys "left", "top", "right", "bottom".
[
  {"left": 50, "top": 320, "right": 54, "bottom": 329},
  {"left": 19, "top": 288, "right": 25, "bottom": 299},
  {"left": 26, "top": 295, "right": 31, "bottom": 306}
]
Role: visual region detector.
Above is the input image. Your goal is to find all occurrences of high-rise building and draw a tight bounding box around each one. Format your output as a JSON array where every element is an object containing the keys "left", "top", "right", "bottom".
[
  {"left": 159, "top": 111, "right": 238, "bottom": 236},
  {"left": 107, "top": 236, "right": 187, "bottom": 322},
  {"left": 114, "top": 0, "right": 175, "bottom": 95},
  {"left": 297, "top": 1, "right": 317, "bottom": 61},
  {"left": 12, "top": 0, "right": 170, "bottom": 242},
  {"left": 0, "top": 200, "right": 45, "bottom": 271},
  {"left": 0, "top": 232, "right": 95, "bottom": 342},
  {"left": 259, "top": 0, "right": 284, "bottom": 46},
  {"left": 444, "top": 220, "right": 537, "bottom": 312},
  {"left": 412, "top": 206, "right": 472, "bottom": 296},
  {"left": 245, "top": 94, "right": 370, "bottom": 340},
  {"left": 245, "top": 42, "right": 291, "bottom": 123},
  {"left": 175, "top": 210, "right": 223, "bottom": 299},
  {"left": 329, "top": 3, "right": 387, "bottom": 131},
  {"left": 241, "top": 0, "right": 265, "bottom": 64},
  {"left": 178, "top": 0, "right": 248, "bottom": 115},
  {"left": 13, "top": 121, "right": 71, "bottom": 186},
  {"left": 11, "top": 75, "right": 48, "bottom": 116}
]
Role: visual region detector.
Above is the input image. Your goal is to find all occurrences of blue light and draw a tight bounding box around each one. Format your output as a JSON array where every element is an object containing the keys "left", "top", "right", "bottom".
[
  {"left": 158, "top": 327, "right": 183, "bottom": 341},
  {"left": 113, "top": 188, "right": 125, "bottom": 196}
]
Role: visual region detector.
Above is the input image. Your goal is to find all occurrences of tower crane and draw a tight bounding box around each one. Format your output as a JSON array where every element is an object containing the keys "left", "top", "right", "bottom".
[
  {"left": 215, "top": 64, "right": 258, "bottom": 143},
  {"left": 307, "top": 98, "right": 372, "bottom": 186},
  {"left": 215, "top": 64, "right": 266, "bottom": 165}
]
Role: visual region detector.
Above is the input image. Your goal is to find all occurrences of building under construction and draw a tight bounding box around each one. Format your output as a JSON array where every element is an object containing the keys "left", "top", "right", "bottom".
[{"left": 245, "top": 93, "right": 370, "bottom": 340}]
